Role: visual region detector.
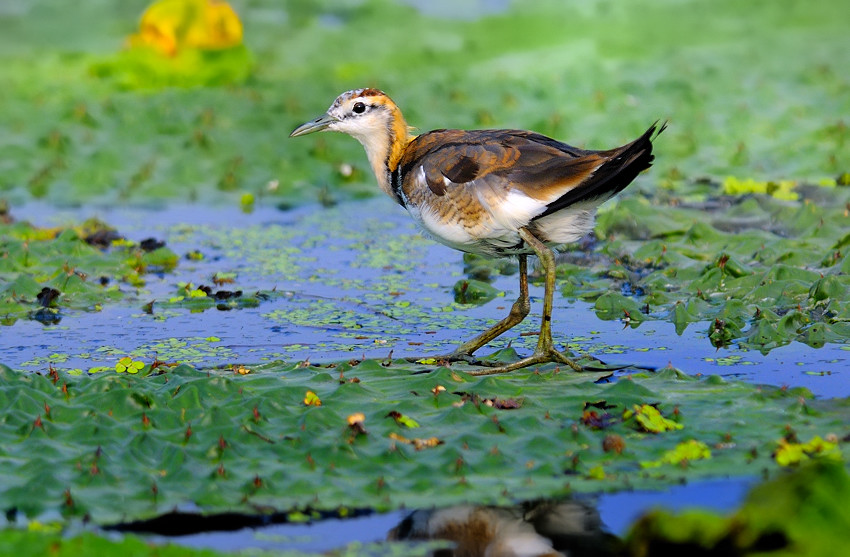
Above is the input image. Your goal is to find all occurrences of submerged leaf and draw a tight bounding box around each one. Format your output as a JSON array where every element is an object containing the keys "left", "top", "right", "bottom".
[{"left": 452, "top": 279, "right": 500, "bottom": 305}]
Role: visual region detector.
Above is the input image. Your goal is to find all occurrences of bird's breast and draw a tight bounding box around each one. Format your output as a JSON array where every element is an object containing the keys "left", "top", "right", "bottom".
[{"left": 401, "top": 167, "right": 544, "bottom": 257}]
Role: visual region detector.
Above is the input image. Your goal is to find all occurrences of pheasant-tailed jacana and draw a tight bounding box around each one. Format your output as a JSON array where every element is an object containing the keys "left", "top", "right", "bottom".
[
  {"left": 388, "top": 501, "right": 611, "bottom": 557},
  {"left": 291, "top": 89, "right": 663, "bottom": 374}
]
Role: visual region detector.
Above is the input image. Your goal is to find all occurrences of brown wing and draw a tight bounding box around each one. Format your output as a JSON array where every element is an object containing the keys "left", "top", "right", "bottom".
[
  {"left": 398, "top": 128, "right": 629, "bottom": 205},
  {"left": 398, "top": 130, "right": 522, "bottom": 196}
]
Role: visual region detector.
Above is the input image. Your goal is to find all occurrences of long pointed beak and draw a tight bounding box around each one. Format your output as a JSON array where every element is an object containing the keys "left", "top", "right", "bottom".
[{"left": 290, "top": 113, "right": 338, "bottom": 137}]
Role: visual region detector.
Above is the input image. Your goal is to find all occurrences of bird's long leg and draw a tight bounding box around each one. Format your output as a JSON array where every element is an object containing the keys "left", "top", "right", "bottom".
[
  {"left": 521, "top": 228, "right": 567, "bottom": 360},
  {"left": 444, "top": 254, "right": 531, "bottom": 362},
  {"left": 465, "top": 227, "right": 583, "bottom": 375}
]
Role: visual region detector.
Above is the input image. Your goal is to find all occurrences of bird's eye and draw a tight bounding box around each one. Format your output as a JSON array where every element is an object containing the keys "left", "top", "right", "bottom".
[{"left": 353, "top": 102, "right": 366, "bottom": 114}]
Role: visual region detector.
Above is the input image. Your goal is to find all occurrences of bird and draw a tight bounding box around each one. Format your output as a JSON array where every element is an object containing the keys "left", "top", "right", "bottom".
[
  {"left": 387, "top": 501, "right": 620, "bottom": 557},
  {"left": 291, "top": 88, "right": 663, "bottom": 374}
]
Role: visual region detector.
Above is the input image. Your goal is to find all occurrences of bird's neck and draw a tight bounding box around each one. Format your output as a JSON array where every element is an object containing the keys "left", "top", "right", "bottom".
[{"left": 355, "top": 107, "right": 413, "bottom": 199}]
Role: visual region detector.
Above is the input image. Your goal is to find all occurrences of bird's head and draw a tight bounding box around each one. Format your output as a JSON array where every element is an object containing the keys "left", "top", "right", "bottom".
[
  {"left": 290, "top": 88, "right": 401, "bottom": 140},
  {"left": 290, "top": 88, "right": 412, "bottom": 171}
]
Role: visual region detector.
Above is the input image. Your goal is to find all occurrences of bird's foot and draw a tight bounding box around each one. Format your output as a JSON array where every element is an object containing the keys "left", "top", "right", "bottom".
[
  {"left": 406, "top": 344, "right": 587, "bottom": 375},
  {"left": 433, "top": 351, "right": 494, "bottom": 367},
  {"left": 404, "top": 352, "right": 487, "bottom": 367},
  {"left": 405, "top": 350, "right": 522, "bottom": 369},
  {"left": 464, "top": 346, "right": 583, "bottom": 376}
]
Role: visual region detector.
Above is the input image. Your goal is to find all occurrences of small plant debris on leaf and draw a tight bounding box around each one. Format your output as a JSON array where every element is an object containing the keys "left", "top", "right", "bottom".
[
  {"left": 581, "top": 401, "right": 618, "bottom": 430},
  {"left": 386, "top": 411, "right": 420, "bottom": 428},
  {"left": 389, "top": 432, "right": 444, "bottom": 451},
  {"left": 303, "top": 390, "right": 321, "bottom": 406},
  {"left": 347, "top": 412, "right": 368, "bottom": 438},
  {"left": 602, "top": 434, "right": 626, "bottom": 454}
]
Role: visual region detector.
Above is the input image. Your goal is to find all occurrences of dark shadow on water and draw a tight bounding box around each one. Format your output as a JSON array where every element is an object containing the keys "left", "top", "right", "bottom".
[
  {"left": 116, "top": 478, "right": 753, "bottom": 555},
  {"left": 107, "top": 507, "right": 375, "bottom": 537}
]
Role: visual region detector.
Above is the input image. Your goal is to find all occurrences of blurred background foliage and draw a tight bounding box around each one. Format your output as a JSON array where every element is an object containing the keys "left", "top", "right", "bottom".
[{"left": 0, "top": 0, "right": 847, "bottom": 208}]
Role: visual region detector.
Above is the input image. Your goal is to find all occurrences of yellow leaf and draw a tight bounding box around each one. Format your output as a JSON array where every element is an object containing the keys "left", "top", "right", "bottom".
[
  {"left": 642, "top": 440, "right": 712, "bottom": 468},
  {"left": 722, "top": 176, "right": 799, "bottom": 200},
  {"left": 774, "top": 440, "right": 806, "bottom": 467},
  {"left": 303, "top": 391, "right": 321, "bottom": 406},
  {"left": 723, "top": 176, "right": 767, "bottom": 195},
  {"left": 774, "top": 436, "right": 841, "bottom": 467},
  {"left": 624, "top": 404, "right": 683, "bottom": 433}
]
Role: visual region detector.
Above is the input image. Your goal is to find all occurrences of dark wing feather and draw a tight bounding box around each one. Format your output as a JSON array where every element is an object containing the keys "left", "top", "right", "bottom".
[{"left": 441, "top": 153, "right": 480, "bottom": 185}]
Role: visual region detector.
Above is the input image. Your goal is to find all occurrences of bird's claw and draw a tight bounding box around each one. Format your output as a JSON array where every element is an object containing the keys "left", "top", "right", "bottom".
[
  {"left": 405, "top": 347, "right": 584, "bottom": 375},
  {"left": 463, "top": 347, "right": 583, "bottom": 376},
  {"left": 438, "top": 352, "right": 501, "bottom": 367}
]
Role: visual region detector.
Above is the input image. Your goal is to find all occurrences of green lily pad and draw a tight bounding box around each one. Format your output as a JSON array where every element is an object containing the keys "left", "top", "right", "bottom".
[{"left": 0, "top": 362, "right": 847, "bottom": 525}]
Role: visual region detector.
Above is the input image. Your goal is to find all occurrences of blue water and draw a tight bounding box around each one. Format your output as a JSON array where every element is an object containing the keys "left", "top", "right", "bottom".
[{"left": 3, "top": 199, "right": 847, "bottom": 397}]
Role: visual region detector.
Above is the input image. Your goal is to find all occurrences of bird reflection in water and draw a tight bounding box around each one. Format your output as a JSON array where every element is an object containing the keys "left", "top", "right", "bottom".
[{"left": 388, "top": 500, "right": 620, "bottom": 557}]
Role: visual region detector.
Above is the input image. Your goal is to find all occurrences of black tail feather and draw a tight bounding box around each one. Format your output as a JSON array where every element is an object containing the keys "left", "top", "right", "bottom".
[{"left": 533, "top": 121, "right": 665, "bottom": 220}]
